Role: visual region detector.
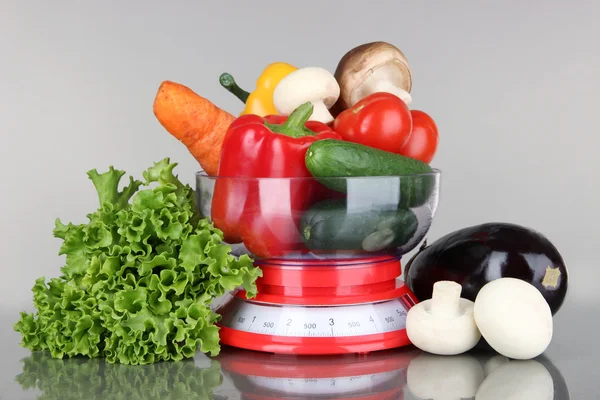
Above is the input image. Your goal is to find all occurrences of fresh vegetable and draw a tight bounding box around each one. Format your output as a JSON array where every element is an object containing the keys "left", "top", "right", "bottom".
[
  {"left": 476, "top": 359, "right": 555, "bottom": 400},
  {"left": 16, "top": 351, "right": 223, "bottom": 400},
  {"left": 403, "top": 223, "right": 568, "bottom": 315},
  {"left": 398, "top": 110, "right": 439, "bottom": 163},
  {"left": 305, "top": 139, "right": 436, "bottom": 207},
  {"left": 407, "top": 354, "right": 485, "bottom": 400},
  {"left": 406, "top": 281, "right": 481, "bottom": 356},
  {"left": 273, "top": 67, "right": 341, "bottom": 124},
  {"left": 300, "top": 198, "right": 418, "bottom": 252},
  {"left": 474, "top": 278, "right": 553, "bottom": 360},
  {"left": 219, "top": 62, "right": 297, "bottom": 116},
  {"left": 331, "top": 41, "right": 412, "bottom": 116},
  {"left": 333, "top": 92, "right": 413, "bottom": 154},
  {"left": 211, "top": 103, "right": 342, "bottom": 256},
  {"left": 153, "top": 81, "right": 234, "bottom": 176},
  {"left": 14, "top": 159, "right": 261, "bottom": 365}
]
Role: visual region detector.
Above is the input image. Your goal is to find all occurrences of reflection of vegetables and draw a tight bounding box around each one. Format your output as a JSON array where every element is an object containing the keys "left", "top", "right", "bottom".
[
  {"left": 332, "top": 41, "right": 412, "bottom": 116},
  {"left": 14, "top": 159, "right": 261, "bottom": 364},
  {"left": 212, "top": 103, "right": 341, "bottom": 257},
  {"left": 474, "top": 278, "right": 553, "bottom": 360},
  {"left": 153, "top": 81, "right": 235, "bottom": 176},
  {"left": 407, "top": 353, "right": 485, "bottom": 400},
  {"left": 15, "top": 352, "right": 224, "bottom": 400},
  {"left": 305, "top": 139, "right": 435, "bottom": 207},
  {"left": 476, "top": 359, "right": 554, "bottom": 400},
  {"left": 398, "top": 110, "right": 439, "bottom": 163},
  {"left": 406, "top": 353, "right": 485, "bottom": 400},
  {"left": 219, "top": 62, "right": 297, "bottom": 116},
  {"left": 406, "top": 281, "right": 481, "bottom": 355},
  {"left": 404, "top": 222, "right": 569, "bottom": 315},
  {"left": 333, "top": 92, "right": 413, "bottom": 154},
  {"left": 300, "top": 198, "right": 418, "bottom": 252},
  {"left": 483, "top": 355, "right": 510, "bottom": 376},
  {"left": 273, "top": 67, "right": 340, "bottom": 124}
]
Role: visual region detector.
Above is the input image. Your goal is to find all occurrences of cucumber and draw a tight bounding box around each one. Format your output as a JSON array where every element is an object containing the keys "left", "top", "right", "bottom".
[
  {"left": 301, "top": 198, "right": 418, "bottom": 252},
  {"left": 305, "top": 140, "right": 437, "bottom": 208}
]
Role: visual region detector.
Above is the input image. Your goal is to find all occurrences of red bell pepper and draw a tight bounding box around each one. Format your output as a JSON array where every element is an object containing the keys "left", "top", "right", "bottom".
[
  {"left": 211, "top": 102, "right": 342, "bottom": 258},
  {"left": 333, "top": 92, "right": 413, "bottom": 154}
]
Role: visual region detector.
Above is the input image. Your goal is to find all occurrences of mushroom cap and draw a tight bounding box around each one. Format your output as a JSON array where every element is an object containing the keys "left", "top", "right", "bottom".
[
  {"left": 474, "top": 278, "right": 553, "bottom": 360},
  {"left": 333, "top": 41, "right": 412, "bottom": 111},
  {"left": 406, "top": 297, "right": 481, "bottom": 355},
  {"left": 272, "top": 67, "right": 340, "bottom": 115}
]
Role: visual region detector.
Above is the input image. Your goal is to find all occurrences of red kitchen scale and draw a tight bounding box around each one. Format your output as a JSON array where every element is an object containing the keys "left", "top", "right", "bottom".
[
  {"left": 197, "top": 170, "right": 441, "bottom": 356},
  {"left": 213, "top": 255, "right": 418, "bottom": 355}
]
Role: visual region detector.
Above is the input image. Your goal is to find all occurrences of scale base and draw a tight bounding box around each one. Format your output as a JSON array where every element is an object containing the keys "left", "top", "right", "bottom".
[
  {"left": 218, "top": 325, "right": 411, "bottom": 355},
  {"left": 214, "top": 256, "right": 419, "bottom": 355}
]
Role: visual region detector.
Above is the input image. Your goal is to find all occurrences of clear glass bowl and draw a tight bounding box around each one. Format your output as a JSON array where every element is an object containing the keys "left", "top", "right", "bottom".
[{"left": 196, "top": 171, "right": 440, "bottom": 260}]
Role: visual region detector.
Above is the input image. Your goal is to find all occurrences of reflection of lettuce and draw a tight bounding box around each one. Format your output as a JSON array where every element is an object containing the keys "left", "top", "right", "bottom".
[
  {"left": 16, "top": 352, "right": 225, "bottom": 400},
  {"left": 14, "top": 158, "right": 262, "bottom": 365}
]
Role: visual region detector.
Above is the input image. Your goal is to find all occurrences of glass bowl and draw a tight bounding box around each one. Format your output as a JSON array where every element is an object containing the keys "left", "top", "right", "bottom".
[{"left": 196, "top": 171, "right": 440, "bottom": 261}]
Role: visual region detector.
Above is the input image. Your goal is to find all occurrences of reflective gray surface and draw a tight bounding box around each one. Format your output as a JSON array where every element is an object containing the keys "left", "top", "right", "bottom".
[
  {"left": 2, "top": 0, "right": 599, "bottom": 398},
  {"left": 1, "top": 297, "right": 597, "bottom": 399}
]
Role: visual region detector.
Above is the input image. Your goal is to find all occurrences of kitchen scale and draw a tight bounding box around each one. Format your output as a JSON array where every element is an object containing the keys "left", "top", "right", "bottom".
[
  {"left": 198, "top": 171, "right": 441, "bottom": 355},
  {"left": 213, "top": 255, "right": 418, "bottom": 354},
  {"left": 217, "top": 346, "right": 419, "bottom": 399}
]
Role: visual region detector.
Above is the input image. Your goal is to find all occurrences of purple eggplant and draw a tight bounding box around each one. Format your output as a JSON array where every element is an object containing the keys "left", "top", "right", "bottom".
[{"left": 403, "top": 222, "right": 568, "bottom": 315}]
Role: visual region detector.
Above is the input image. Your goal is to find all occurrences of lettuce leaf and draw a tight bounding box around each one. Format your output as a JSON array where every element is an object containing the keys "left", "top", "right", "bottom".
[{"left": 14, "top": 158, "right": 262, "bottom": 365}]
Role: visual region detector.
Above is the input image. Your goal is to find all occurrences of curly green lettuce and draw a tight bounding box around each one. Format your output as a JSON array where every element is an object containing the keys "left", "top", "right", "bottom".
[
  {"left": 14, "top": 158, "right": 262, "bottom": 365},
  {"left": 15, "top": 352, "right": 224, "bottom": 400}
]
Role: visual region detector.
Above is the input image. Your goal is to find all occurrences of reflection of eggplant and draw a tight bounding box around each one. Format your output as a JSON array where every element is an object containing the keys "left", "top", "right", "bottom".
[
  {"left": 537, "top": 355, "right": 571, "bottom": 400},
  {"left": 404, "top": 223, "right": 568, "bottom": 315}
]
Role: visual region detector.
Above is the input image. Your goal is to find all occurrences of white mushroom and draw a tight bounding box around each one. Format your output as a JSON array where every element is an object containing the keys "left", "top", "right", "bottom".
[
  {"left": 333, "top": 41, "right": 413, "bottom": 112},
  {"left": 475, "top": 359, "right": 554, "bottom": 400},
  {"left": 407, "top": 353, "right": 485, "bottom": 400},
  {"left": 272, "top": 67, "right": 340, "bottom": 124},
  {"left": 406, "top": 281, "right": 481, "bottom": 355},
  {"left": 474, "top": 278, "right": 553, "bottom": 360}
]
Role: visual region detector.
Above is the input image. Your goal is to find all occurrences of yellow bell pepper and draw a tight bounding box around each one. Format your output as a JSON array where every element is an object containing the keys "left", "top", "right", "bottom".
[{"left": 219, "top": 62, "right": 297, "bottom": 116}]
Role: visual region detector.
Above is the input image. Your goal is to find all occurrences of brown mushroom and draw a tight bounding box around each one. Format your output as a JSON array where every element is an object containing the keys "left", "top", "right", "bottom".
[{"left": 331, "top": 41, "right": 412, "bottom": 116}]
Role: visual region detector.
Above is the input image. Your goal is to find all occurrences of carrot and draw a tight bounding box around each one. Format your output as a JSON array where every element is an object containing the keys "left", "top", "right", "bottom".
[{"left": 152, "top": 80, "right": 235, "bottom": 176}]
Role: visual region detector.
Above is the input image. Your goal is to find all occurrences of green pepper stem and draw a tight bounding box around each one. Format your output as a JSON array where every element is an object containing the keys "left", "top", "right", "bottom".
[
  {"left": 219, "top": 73, "right": 250, "bottom": 103},
  {"left": 282, "top": 102, "right": 314, "bottom": 131},
  {"left": 266, "top": 102, "right": 317, "bottom": 138}
]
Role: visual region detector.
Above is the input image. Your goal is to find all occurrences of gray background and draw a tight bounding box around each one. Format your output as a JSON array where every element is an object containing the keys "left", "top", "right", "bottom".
[{"left": 1, "top": 0, "right": 598, "bottom": 398}]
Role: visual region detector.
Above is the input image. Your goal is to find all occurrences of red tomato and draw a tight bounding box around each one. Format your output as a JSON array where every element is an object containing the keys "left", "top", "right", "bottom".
[
  {"left": 399, "top": 110, "right": 439, "bottom": 163},
  {"left": 333, "top": 92, "right": 413, "bottom": 153}
]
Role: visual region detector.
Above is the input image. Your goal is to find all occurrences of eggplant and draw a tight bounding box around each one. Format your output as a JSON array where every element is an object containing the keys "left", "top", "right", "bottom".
[{"left": 404, "top": 222, "right": 568, "bottom": 315}]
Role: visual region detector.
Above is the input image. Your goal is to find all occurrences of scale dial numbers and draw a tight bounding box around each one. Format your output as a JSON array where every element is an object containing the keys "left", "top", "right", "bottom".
[{"left": 219, "top": 297, "right": 412, "bottom": 337}]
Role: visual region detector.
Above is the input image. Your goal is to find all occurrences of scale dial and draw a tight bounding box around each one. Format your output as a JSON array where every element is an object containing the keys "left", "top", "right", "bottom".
[{"left": 218, "top": 295, "right": 411, "bottom": 338}]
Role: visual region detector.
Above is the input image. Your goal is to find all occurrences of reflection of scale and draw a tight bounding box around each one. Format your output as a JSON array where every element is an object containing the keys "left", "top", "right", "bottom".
[
  {"left": 217, "top": 346, "right": 419, "bottom": 399},
  {"left": 213, "top": 255, "right": 418, "bottom": 354}
]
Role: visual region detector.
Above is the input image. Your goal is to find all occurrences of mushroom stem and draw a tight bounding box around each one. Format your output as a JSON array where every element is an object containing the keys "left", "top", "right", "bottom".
[
  {"left": 358, "top": 78, "right": 412, "bottom": 105},
  {"left": 430, "top": 281, "right": 462, "bottom": 318},
  {"left": 308, "top": 100, "right": 334, "bottom": 124}
]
